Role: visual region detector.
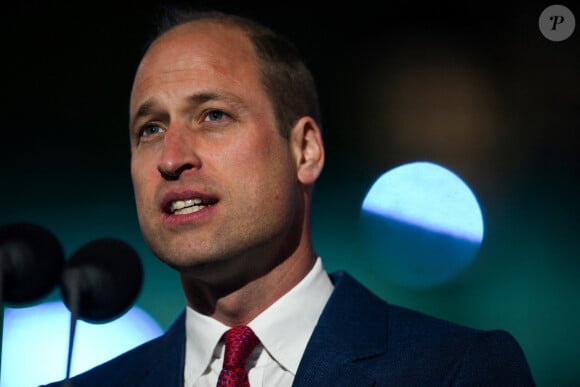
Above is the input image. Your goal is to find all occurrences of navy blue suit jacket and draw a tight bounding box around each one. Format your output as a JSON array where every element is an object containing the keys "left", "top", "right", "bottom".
[{"left": 43, "top": 271, "right": 535, "bottom": 386}]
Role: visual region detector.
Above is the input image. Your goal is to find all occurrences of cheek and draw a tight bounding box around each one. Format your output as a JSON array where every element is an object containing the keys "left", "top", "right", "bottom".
[
  {"left": 220, "top": 138, "right": 292, "bottom": 209},
  {"left": 256, "top": 151, "right": 297, "bottom": 210},
  {"left": 131, "top": 160, "right": 154, "bottom": 206}
]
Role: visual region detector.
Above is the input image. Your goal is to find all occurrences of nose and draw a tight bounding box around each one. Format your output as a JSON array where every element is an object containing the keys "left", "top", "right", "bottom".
[{"left": 157, "top": 127, "right": 201, "bottom": 180}]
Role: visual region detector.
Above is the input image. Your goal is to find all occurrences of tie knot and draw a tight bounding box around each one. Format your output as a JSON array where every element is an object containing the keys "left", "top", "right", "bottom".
[{"left": 222, "top": 325, "right": 259, "bottom": 369}]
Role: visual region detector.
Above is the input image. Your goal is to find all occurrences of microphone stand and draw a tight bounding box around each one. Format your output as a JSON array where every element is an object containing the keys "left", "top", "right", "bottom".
[{"left": 63, "top": 274, "right": 81, "bottom": 387}]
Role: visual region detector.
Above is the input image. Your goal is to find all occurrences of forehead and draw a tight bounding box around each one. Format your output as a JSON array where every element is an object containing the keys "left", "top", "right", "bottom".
[
  {"left": 131, "top": 21, "right": 262, "bottom": 106},
  {"left": 150, "top": 20, "right": 255, "bottom": 59}
]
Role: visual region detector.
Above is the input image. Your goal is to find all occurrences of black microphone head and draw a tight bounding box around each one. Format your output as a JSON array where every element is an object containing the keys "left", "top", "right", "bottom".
[
  {"left": 0, "top": 222, "right": 65, "bottom": 304},
  {"left": 60, "top": 238, "right": 143, "bottom": 323}
]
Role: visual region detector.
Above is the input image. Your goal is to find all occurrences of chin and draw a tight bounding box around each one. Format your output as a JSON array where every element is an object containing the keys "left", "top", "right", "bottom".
[{"left": 156, "top": 248, "right": 229, "bottom": 273}]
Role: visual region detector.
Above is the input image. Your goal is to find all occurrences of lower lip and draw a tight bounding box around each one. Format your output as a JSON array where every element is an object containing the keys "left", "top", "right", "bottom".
[{"left": 162, "top": 203, "right": 218, "bottom": 228}]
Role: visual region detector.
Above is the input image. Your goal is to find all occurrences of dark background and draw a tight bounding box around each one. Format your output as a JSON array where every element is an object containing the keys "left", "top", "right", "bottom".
[{"left": 2, "top": 1, "right": 579, "bottom": 385}]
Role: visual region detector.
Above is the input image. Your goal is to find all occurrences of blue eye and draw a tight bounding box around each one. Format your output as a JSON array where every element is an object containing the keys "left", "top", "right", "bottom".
[
  {"left": 140, "top": 124, "right": 162, "bottom": 137},
  {"left": 206, "top": 110, "right": 225, "bottom": 122}
]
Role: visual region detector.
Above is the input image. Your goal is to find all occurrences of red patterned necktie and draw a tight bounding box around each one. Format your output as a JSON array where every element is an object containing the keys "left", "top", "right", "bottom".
[{"left": 217, "top": 325, "right": 259, "bottom": 387}]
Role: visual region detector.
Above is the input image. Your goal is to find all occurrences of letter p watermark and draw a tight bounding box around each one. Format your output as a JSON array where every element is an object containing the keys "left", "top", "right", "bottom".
[
  {"left": 550, "top": 15, "right": 565, "bottom": 30},
  {"left": 539, "top": 5, "right": 575, "bottom": 41}
]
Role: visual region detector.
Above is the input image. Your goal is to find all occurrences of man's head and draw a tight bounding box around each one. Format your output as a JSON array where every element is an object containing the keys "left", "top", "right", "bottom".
[{"left": 128, "top": 10, "right": 324, "bottom": 288}]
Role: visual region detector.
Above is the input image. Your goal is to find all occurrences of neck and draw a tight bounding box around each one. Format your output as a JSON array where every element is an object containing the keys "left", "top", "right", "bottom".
[{"left": 180, "top": 243, "right": 317, "bottom": 326}]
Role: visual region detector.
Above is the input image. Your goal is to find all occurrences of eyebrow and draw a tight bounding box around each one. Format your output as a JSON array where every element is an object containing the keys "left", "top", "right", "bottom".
[
  {"left": 130, "top": 91, "right": 246, "bottom": 129},
  {"left": 130, "top": 99, "right": 160, "bottom": 130},
  {"left": 186, "top": 91, "right": 247, "bottom": 114}
]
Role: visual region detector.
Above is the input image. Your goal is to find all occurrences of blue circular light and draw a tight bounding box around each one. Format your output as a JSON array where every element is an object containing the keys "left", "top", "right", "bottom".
[{"left": 360, "top": 161, "right": 484, "bottom": 287}]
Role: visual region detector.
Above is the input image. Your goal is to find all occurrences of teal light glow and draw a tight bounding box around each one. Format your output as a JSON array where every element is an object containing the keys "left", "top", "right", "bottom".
[
  {"left": 1, "top": 302, "right": 163, "bottom": 387},
  {"left": 362, "top": 162, "right": 484, "bottom": 242},
  {"left": 360, "top": 161, "right": 485, "bottom": 287}
]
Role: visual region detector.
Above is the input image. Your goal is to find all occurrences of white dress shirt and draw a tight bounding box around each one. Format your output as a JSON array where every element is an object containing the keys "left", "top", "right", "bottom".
[{"left": 183, "top": 257, "right": 334, "bottom": 387}]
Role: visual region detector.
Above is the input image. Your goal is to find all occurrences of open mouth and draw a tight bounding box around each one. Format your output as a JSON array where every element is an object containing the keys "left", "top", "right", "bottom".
[{"left": 165, "top": 197, "right": 218, "bottom": 215}]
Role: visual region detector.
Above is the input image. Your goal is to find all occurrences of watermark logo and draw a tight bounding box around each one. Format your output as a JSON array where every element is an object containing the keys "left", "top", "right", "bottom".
[{"left": 539, "top": 4, "right": 575, "bottom": 41}]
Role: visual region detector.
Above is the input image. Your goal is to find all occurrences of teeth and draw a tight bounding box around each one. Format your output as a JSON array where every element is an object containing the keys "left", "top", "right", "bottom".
[
  {"left": 170, "top": 198, "right": 204, "bottom": 213},
  {"left": 173, "top": 205, "right": 205, "bottom": 215}
]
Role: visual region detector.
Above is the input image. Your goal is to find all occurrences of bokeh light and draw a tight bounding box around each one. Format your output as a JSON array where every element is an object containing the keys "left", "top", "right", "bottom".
[
  {"left": 1, "top": 302, "right": 163, "bottom": 387},
  {"left": 360, "top": 161, "right": 484, "bottom": 287}
]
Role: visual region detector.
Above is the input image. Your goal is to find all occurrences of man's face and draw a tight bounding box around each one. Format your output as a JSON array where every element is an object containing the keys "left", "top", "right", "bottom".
[{"left": 129, "top": 22, "right": 301, "bottom": 282}]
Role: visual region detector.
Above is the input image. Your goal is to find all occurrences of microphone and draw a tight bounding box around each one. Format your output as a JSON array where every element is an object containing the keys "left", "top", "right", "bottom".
[
  {"left": 0, "top": 222, "right": 64, "bottom": 382},
  {"left": 0, "top": 222, "right": 65, "bottom": 305},
  {"left": 60, "top": 238, "right": 144, "bottom": 323},
  {"left": 60, "top": 238, "right": 143, "bottom": 384}
]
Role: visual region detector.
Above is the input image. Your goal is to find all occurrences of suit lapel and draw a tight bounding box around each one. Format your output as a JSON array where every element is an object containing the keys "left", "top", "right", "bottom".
[
  {"left": 293, "top": 271, "right": 388, "bottom": 386},
  {"left": 135, "top": 312, "right": 186, "bottom": 387}
]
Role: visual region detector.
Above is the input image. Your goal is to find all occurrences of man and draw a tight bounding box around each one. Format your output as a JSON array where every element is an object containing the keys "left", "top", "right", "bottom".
[{"left": 44, "top": 8, "right": 535, "bottom": 387}]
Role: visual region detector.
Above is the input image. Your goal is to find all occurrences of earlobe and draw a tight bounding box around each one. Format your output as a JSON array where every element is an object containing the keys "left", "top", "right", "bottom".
[{"left": 290, "top": 117, "right": 325, "bottom": 185}]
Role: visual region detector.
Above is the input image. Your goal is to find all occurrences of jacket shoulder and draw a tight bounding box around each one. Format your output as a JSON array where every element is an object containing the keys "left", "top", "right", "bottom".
[{"left": 320, "top": 271, "right": 535, "bottom": 385}]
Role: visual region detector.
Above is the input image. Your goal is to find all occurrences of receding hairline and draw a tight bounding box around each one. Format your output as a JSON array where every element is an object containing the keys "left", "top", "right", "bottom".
[{"left": 147, "top": 11, "right": 269, "bottom": 51}]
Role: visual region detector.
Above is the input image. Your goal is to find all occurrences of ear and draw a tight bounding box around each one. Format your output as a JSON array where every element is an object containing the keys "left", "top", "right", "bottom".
[{"left": 289, "top": 116, "right": 325, "bottom": 185}]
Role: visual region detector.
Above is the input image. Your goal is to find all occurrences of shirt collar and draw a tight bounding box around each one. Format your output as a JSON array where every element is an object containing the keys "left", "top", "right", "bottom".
[
  {"left": 184, "top": 256, "right": 334, "bottom": 381},
  {"left": 184, "top": 304, "right": 230, "bottom": 384},
  {"left": 248, "top": 257, "right": 333, "bottom": 375}
]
